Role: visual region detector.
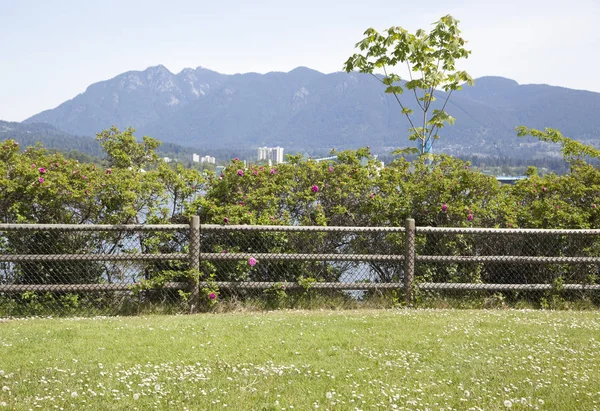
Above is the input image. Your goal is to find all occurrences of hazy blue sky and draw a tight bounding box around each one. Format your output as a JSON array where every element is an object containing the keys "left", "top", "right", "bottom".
[{"left": 1, "top": 0, "right": 598, "bottom": 121}]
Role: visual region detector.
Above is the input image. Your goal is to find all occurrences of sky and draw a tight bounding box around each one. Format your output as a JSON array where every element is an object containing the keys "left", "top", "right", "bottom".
[{"left": 1, "top": 0, "right": 599, "bottom": 122}]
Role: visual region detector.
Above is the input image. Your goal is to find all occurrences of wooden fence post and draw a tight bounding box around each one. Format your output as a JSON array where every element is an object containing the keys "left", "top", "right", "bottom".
[
  {"left": 189, "top": 215, "right": 200, "bottom": 313},
  {"left": 404, "top": 218, "right": 416, "bottom": 305}
]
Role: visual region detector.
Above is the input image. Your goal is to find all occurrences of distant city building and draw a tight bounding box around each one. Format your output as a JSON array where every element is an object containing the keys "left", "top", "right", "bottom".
[
  {"left": 200, "top": 155, "right": 216, "bottom": 164},
  {"left": 258, "top": 146, "right": 284, "bottom": 164},
  {"left": 162, "top": 157, "right": 172, "bottom": 163},
  {"left": 192, "top": 153, "right": 200, "bottom": 163}
]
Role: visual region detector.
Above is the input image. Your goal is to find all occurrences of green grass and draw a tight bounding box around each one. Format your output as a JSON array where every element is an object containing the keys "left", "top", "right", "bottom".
[{"left": 0, "top": 310, "right": 599, "bottom": 410}]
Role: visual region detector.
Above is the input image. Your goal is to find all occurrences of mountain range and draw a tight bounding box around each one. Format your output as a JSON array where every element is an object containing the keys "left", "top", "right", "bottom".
[{"left": 10, "top": 65, "right": 600, "bottom": 158}]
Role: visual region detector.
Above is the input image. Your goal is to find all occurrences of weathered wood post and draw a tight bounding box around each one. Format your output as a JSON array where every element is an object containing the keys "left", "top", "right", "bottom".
[
  {"left": 189, "top": 215, "right": 200, "bottom": 313},
  {"left": 404, "top": 218, "right": 416, "bottom": 305}
]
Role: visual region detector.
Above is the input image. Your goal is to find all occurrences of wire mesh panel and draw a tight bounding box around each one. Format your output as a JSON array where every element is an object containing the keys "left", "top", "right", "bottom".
[
  {"left": 0, "top": 224, "right": 189, "bottom": 316},
  {"left": 413, "top": 227, "right": 600, "bottom": 308},
  {"left": 198, "top": 225, "right": 407, "bottom": 309}
]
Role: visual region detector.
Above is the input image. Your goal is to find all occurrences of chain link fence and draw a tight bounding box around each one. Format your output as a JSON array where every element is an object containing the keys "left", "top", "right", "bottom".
[{"left": 1, "top": 219, "right": 599, "bottom": 316}]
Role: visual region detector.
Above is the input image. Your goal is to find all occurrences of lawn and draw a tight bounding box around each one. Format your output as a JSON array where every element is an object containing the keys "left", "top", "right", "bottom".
[{"left": 0, "top": 310, "right": 599, "bottom": 410}]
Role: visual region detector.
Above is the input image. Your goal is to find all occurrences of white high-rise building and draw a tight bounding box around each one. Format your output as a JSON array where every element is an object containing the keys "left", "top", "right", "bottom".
[
  {"left": 192, "top": 153, "right": 200, "bottom": 163},
  {"left": 257, "top": 146, "right": 284, "bottom": 164},
  {"left": 200, "top": 155, "right": 216, "bottom": 164}
]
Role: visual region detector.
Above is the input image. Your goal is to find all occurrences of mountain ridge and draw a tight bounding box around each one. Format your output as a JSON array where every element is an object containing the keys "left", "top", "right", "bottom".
[{"left": 22, "top": 65, "right": 600, "bottom": 158}]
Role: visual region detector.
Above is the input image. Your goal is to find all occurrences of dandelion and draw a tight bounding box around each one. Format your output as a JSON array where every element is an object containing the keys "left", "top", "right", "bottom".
[
  {"left": 38, "top": 177, "right": 45, "bottom": 184},
  {"left": 237, "top": 169, "right": 244, "bottom": 177},
  {"left": 442, "top": 203, "right": 448, "bottom": 212},
  {"left": 133, "top": 393, "right": 140, "bottom": 400},
  {"left": 71, "top": 391, "right": 78, "bottom": 398},
  {"left": 248, "top": 257, "right": 257, "bottom": 267},
  {"left": 311, "top": 185, "right": 319, "bottom": 193},
  {"left": 209, "top": 293, "right": 216, "bottom": 300},
  {"left": 38, "top": 167, "right": 46, "bottom": 173},
  {"left": 504, "top": 399, "right": 512, "bottom": 408},
  {"left": 326, "top": 392, "right": 333, "bottom": 399}
]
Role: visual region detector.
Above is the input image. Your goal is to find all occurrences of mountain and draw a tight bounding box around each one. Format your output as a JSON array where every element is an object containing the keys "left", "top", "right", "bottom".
[
  {"left": 23, "top": 66, "right": 600, "bottom": 158},
  {"left": 0, "top": 120, "right": 201, "bottom": 162},
  {"left": 0, "top": 120, "right": 103, "bottom": 155}
]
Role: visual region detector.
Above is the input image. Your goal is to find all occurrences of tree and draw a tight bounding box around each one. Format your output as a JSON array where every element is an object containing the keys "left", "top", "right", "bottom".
[{"left": 344, "top": 15, "right": 474, "bottom": 155}]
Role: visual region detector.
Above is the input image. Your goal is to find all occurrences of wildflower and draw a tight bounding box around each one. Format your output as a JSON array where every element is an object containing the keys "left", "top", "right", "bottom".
[
  {"left": 133, "top": 393, "right": 140, "bottom": 400},
  {"left": 237, "top": 169, "right": 244, "bottom": 177},
  {"left": 31, "top": 163, "right": 36, "bottom": 168},
  {"left": 270, "top": 168, "right": 277, "bottom": 175},
  {"left": 542, "top": 187, "right": 547, "bottom": 192},
  {"left": 106, "top": 169, "right": 112, "bottom": 175},
  {"left": 209, "top": 293, "right": 216, "bottom": 300},
  {"left": 248, "top": 257, "right": 257, "bottom": 266},
  {"left": 38, "top": 167, "right": 46, "bottom": 173},
  {"left": 504, "top": 400, "right": 512, "bottom": 408},
  {"left": 311, "top": 185, "right": 319, "bottom": 193},
  {"left": 223, "top": 217, "right": 229, "bottom": 224},
  {"left": 234, "top": 157, "right": 239, "bottom": 161},
  {"left": 221, "top": 250, "right": 228, "bottom": 254},
  {"left": 467, "top": 213, "right": 474, "bottom": 221},
  {"left": 593, "top": 204, "right": 597, "bottom": 208},
  {"left": 326, "top": 392, "right": 333, "bottom": 399},
  {"left": 1, "top": 386, "right": 8, "bottom": 392},
  {"left": 253, "top": 170, "right": 258, "bottom": 176},
  {"left": 71, "top": 391, "right": 78, "bottom": 398},
  {"left": 38, "top": 177, "right": 44, "bottom": 183},
  {"left": 329, "top": 166, "right": 334, "bottom": 172},
  {"left": 442, "top": 203, "right": 448, "bottom": 212}
]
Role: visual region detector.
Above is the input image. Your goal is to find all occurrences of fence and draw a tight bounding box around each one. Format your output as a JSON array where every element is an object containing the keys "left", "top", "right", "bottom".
[{"left": 1, "top": 217, "right": 599, "bottom": 316}]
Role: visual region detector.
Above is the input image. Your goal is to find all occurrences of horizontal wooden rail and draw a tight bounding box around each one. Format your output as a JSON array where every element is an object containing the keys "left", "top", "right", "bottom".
[
  {"left": 416, "top": 255, "right": 600, "bottom": 264},
  {"left": 417, "top": 283, "right": 600, "bottom": 291},
  {"left": 200, "top": 253, "right": 404, "bottom": 262},
  {"left": 0, "top": 254, "right": 187, "bottom": 262},
  {"left": 3, "top": 282, "right": 600, "bottom": 293}
]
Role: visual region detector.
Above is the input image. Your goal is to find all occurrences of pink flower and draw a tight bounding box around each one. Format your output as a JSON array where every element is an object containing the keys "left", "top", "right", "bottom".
[
  {"left": 234, "top": 157, "right": 239, "bottom": 161},
  {"left": 223, "top": 217, "right": 229, "bottom": 224},
  {"left": 593, "top": 204, "right": 597, "bottom": 209},
  {"left": 38, "top": 177, "right": 44, "bottom": 183},
  {"left": 369, "top": 193, "right": 375, "bottom": 199},
  {"left": 208, "top": 293, "right": 216, "bottom": 300},
  {"left": 329, "top": 166, "right": 334, "bottom": 172},
  {"left": 253, "top": 170, "right": 258, "bottom": 176},
  {"left": 31, "top": 163, "right": 36, "bottom": 169},
  {"left": 311, "top": 185, "right": 319, "bottom": 193},
  {"left": 270, "top": 168, "right": 277, "bottom": 175},
  {"left": 248, "top": 257, "right": 257, "bottom": 266},
  {"left": 38, "top": 167, "right": 46, "bottom": 173},
  {"left": 542, "top": 187, "right": 547, "bottom": 192},
  {"left": 106, "top": 169, "right": 112, "bottom": 175},
  {"left": 442, "top": 203, "right": 448, "bottom": 212},
  {"left": 237, "top": 169, "right": 244, "bottom": 177},
  {"left": 467, "top": 213, "right": 473, "bottom": 221},
  {"left": 82, "top": 175, "right": 87, "bottom": 179}
]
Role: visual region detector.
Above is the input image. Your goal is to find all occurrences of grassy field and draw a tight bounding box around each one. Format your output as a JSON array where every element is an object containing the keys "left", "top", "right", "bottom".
[{"left": 0, "top": 310, "right": 599, "bottom": 410}]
